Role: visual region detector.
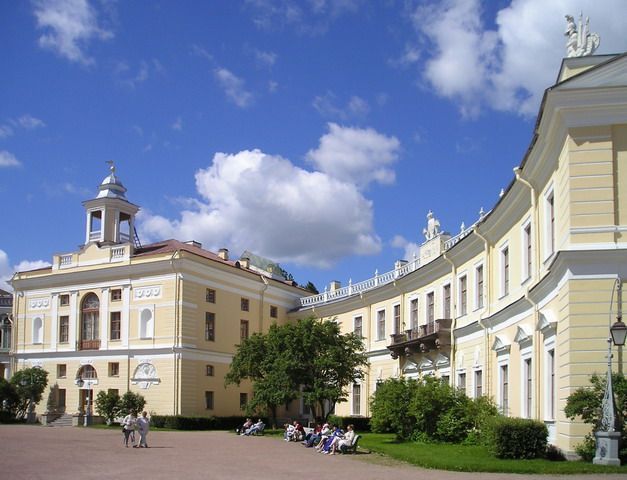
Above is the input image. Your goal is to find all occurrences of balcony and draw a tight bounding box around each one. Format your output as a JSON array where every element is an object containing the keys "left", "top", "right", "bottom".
[
  {"left": 388, "top": 318, "right": 452, "bottom": 359},
  {"left": 78, "top": 339, "right": 101, "bottom": 350}
]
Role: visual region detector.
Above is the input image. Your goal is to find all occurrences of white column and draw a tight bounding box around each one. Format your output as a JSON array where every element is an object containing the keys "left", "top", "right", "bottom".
[
  {"left": 85, "top": 212, "right": 91, "bottom": 244},
  {"left": 50, "top": 293, "right": 58, "bottom": 350},
  {"left": 69, "top": 291, "right": 78, "bottom": 349},
  {"left": 121, "top": 286, "right": 131, "bottom": 348},
  {"left": 100, "top": 288, "right": 109, "bottom": 350}
]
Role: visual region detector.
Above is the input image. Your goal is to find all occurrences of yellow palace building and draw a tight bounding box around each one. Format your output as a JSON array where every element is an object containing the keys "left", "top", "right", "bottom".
[
  {"left": 292, "top": 52, "right": 627, "bottom": 456},
  {"left": 8, "top": 50, "right": 627, "bottom": 456}
]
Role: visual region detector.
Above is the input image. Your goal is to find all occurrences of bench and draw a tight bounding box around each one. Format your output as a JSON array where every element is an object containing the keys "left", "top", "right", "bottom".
[{"left": 339, "top": 434, "right": 360, "bottom": 454}]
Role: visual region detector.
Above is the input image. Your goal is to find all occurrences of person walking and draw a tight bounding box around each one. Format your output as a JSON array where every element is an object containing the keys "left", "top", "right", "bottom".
[
  {"left": 121, "top": 412, "right": 136, "bottom": 448},
  {"left": 135, "top": 411, "right": 150, "bottom": 448}
]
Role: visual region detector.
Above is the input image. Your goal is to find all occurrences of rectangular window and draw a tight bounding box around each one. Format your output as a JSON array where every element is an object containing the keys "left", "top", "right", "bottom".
[
  {"left": 108, "top": 362, "right": 120, "bottom": 377},
  {"left": 205, "top": 312, "right": 215, "bottom": 341},
  {"left": 270, "top": 305, "right": 278, "bottom": 318},
  {"left": 59, "top": 294, "right": 70, "bottom": 307},
  {"left": 354, "top": 316, "right": 362, "bottom": 337},
  {"left": 476, "top": 265, "right": 484, "bottom": 309},
  {"left": 427, "top": 292, "right": 434, "bottom": 323},
  {"left": 241, "top": 298, "right": 249, "bottom": 312},
  {"left": 206, "top": 364, "right": 214, "bottom": 376},
  {"left": 57, "top": 364, "right": 67, "bottom": 378},
  {"left": 524, "top": 224, "right": 532, "bottom": 280},
  {"left": 206, "top": 288, "right": 216, "bottom": 303},
  {"left": 443, "top": 284, "right": 451, "bottom": 318},
  {"left": 240, "top": 393, "right": 248, "bottom": 409},
  {"left": 410, "top": 298, "right": 418, "bottom": 329},
  {"left": 475, "top": 370, "right": 483, "bottom": 398},
  {"left": 441, "top": 375, "right": 449, "bottom": 385},
  {"left": 548, "top": 348, "right": 555, "bottom": 420},
  {"left": 458, "top": 372, "right": 466, "bottom": 394},
  {"left": 377, "top": 310, "right": 386, "bottom": 341},
  {"left": 459, "top": 276, "right": 467, "bottom": 316},
  {"left": 393, "top": 304, "right": 401, "bottom": 334},
  {"left": 110, "top": 312, "right": 121, "bottom": 341},
  {"left": 205, "top": 391, "right": 214, "bottom": 410},
  {"left": 240, "top": 320, "right": 249, "bottom": 340},
  {"left": 59, "top": 316, "right": 69, "bottom": 343},
  {"left": 502, "top": 247, "right": 509, "bottom": 296},
  {"left": 108, "top": 388, "right": 119, "bottom": 396},
  {"left": 110, "top": 289, "right": 122, "bottom": 302},
  {"left": 352, "top": 383, "right": 361, "bottom": 416},
  {"left": 524, "top": 358, "right": 532, "bottom": 418},
  {"left": 500, "top": 365, "right": 509, "bottom": 414}
]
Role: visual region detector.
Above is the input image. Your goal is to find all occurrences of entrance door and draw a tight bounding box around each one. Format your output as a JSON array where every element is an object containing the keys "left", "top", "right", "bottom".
[
  {"left": 79, "top": 389, "right": 93, "bottom": 414},
  {"left": 57, "top": 389, "right": 66, "bottom": 412}
]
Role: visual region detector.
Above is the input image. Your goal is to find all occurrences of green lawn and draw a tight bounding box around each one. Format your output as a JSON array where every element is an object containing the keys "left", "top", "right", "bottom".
[{"left": 359, "top": 433, "right": 626, "bottom": 474}]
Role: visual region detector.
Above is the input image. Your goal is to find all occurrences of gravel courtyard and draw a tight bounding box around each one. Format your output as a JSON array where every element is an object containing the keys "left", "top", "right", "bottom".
[{"left": 0, "top": 425, "right": 622, "bottom": 480}]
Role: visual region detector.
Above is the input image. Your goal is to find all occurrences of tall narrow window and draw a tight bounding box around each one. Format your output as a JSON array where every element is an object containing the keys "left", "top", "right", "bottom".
[
  {"left": 524, "top": 224, "right": 532, "bottom": 280},
  {"left": 205, "top": 312, "right": 215, "bottom": 341},
  {"left": 500, "top": 365, "right": 509, "bottom": 414},
  {"left": 81, "top": 293, "right": 99, "bottom": 342},
  {"left": 474, "top": 370, "right": 483, "bottom": 397},
  {"left": 459, "top": 276, "right": 467, "bottom": 316},
  {"left": 547, "top": 349, "right": 555, "bottom": 420},
  {"left": 205, "top": 391, "right": 214, "bottom": 410},
  {"left": 270, "top": 305, "right": 278, "bottom": 318},
  {"left": 354, "top": 316, "right": 363, "bottom": 337},
  {"left": 241, "top": 298, "right": 249, "bottom": 312},
  {"left": 240, "top": 320, "right": 249, "bottom": 340},
  {"left": 59, "top": 316, "right": 69, "bottom": 343},
  {"left": 206, "top": 288, "right": 216, "bottom": 303},
  {"left": 476, "top": 265, "right": 484, "bottom": 309},
  {"left": 443, "top": 284, "right": 451, "bottom": 318},
  {"left": 548, "top": 193, "right": 555, "bottom": 256},
  {"left": 427, "top": 292, "right": 435, "bottom": 323},
  {"left": 524, "top": 358, "right": 532, "bottom": 418},
  {"left": 458, "top": 372, "right": 466, "bottom": 394},
  {"left": 205, "top": 364, "right": 214, "bottom": 376},
  {"left": 393, "top": 304, "right": 401, "bottom": 334},
  {"left": 240, "top": 393, "right": 248, "bottom": 409},
  {"left": 377, "top": 310, "right": 386, "bottom": 341},
  {"left": 502, "top": 247, "right": 509, "bottom": 296},
  {"left": 410, "top": 298, "right": 418, "bottom": 329},
  {"left": 352, "top": 383, "right": 361, "bottom": 416},
  {"left": 110, "top": 312, "right": 121, "bottom": 340}
]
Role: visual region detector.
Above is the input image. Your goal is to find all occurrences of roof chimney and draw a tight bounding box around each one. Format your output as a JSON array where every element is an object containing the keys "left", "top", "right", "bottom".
[
  {"left": 184, "top": 240, "right": 202, "bottom": 248},
  {"left": 240, "top": 257, "right": 250, "bottom": 269},
  {"left": 218, "top": 248, "right": 229, "bottom": 261},
  {"left": 329, "top": 280, "right": 341, "bottom": 291}
]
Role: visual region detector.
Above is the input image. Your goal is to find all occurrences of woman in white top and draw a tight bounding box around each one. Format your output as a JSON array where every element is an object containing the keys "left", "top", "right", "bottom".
[
  {"left": 329, "top": 425, "right": 355, "bottom": 455},
  {"left": 122, "top": 412, "right": 136, "bottom": 447}
]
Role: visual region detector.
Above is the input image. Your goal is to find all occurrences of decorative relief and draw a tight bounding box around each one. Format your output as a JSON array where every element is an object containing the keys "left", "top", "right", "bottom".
[
  {"left": 133, "top": 286, "right": 161, "bottom": 300},
  {"left": 131, "top": 362, "right": 160, "bottom": 389},
  {"left": 29, "top": 298, "right": 50, "bottom": 310}
]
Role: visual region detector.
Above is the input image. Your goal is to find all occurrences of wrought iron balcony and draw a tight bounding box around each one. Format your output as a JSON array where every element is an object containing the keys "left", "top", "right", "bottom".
[
  {"left": 78, "top": 339, "right": 101, "bottom": 350},
  {"left": 388, "top": 318, "right": 452, "bottom": 358}
]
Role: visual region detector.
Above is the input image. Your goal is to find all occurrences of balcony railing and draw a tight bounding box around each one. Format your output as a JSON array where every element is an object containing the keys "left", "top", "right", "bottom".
[
  {"left": 388, "top": 318, "right": 452, "bottom": 358},
  {"left": 78, "top": 339, "right": 100, "bottom": 350}
]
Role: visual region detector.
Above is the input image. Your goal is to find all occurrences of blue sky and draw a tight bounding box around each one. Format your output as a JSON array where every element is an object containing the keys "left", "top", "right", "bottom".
[{"left": 1, "top": 0, "right": 626, "bottom": 293}]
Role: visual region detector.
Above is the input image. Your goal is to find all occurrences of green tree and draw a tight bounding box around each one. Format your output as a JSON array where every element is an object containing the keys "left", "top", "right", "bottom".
[
  {"left": 118, "top": 391, "right": 146, "bottom": 417},
  {"left": 565, "top": 372, "right": 627, "bottom": 461},
  {"left": 303, "top": 282, "right": 319, "bottom": 294},
  {"left": 10, "top": 367, "right": 49, "bottom": 419},
  {"left": 0, "top": 377, "right": 19, "bottom": 421},
  {"left": 95, "top": 390, "right": 121, "bottom": 424},
  {"left": 370, "top": 377, "right": 417, "bottom": 440}
]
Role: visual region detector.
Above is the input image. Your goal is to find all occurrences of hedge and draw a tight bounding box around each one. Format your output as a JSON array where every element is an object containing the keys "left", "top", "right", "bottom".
[
  {"left": 326, "top": 415, "right": 371, "bottom": 432},
  {"left": 151, "top": 415, "right": 266, "bottom": 431},
  {"left": 487, "top": 417, "right": 548, "bottom": 459}
]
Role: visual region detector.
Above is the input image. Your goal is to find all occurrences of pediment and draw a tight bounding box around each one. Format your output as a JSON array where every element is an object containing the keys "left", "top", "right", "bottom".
[
  {"left": 434, "top": 353, "right": 450, "bottom": 368},
  {"left": 491, "top": 335, "right": 511, "bottom": 354},
  {"left": 537, "top": 310, "right": 557, "bottom": 335},
  {"left": 514, "top": 325, "right": 533, "bottom": 345},
  {"left": 556, "top": 54, "right": 627, "bottom": 90},
  {"left": 418, "top": 356, "right": 434, "bottom": 371}
]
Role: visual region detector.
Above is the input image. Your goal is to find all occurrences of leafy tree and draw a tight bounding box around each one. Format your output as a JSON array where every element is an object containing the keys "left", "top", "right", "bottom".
[
  {"left": 0, "top": 377, "right": 19, "bottom": 421},
  {"left": 304, "top": 282, "right": 319, "bottom": 294},
  {"left": 370, "top": 377, "right": 417, "bottom": 440},
  {"left": 118, "top": 391, "right": 146, "bottom": 417},
  {"left": 46, "top": 384, "right": 59, "bottom": 413},
  {"left": 10, "top": 367, "right": 49, "bottom": 418},
  {"left": 95, "top": 390, "right": 121, "bottom": 424},
  {"left": 565, "top": 372, "right": 627, "bottom": 462}
]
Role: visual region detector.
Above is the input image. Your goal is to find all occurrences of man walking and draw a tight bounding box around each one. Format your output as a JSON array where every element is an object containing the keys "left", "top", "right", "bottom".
[{"left": 135, "top": 411, "right": 150, "bottom": 448}]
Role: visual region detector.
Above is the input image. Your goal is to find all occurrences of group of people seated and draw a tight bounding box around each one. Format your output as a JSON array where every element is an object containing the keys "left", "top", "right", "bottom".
[
  {"left": 236, "top": 418, "right": 265, "bottom": 436},
  {"left": 284, "top": 420, "right": 356, "bottom": 455}
]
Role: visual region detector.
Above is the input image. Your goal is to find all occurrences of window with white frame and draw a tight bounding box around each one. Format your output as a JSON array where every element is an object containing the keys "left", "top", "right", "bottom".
[
  {"left": 522, "top": 221, "right": 532, "bottom": 281},
  {"left": 352, "top": 383, "right": 361, "bottom": 416},
  {"left": 457, "top": 371, "right": 466, "bottom": 394},
  {"left": 474, "top": 369, "right": 483, "bottom": 398},
  {"left": 353, "top": 315, "right": 363, "bottom": 337},
  {"left": 393, "top": 304, "right": 401, "bottom": 334},
  {"left": 523, "top": 357, "right": 532, "bottom": 418},
  {"left": 376, "top": 309, "right": 386, "bottom": 340},
  {"left": 32, "top": 317, "right": 43, "bottom": 344},
  {"left": 545, "top": 346, "right": 555, "bottom": 420},
  {"left": 500, "top": 364, "right": 509, "bottom": 415},
  {"left": 500, "top": 245, "right": 509, "bottom": 297},
  {"left": 426, "top": 292, "right": 434, "bottom": 323},
  {"left": 410, "top": 298, "right": 418, "bottom": 329},
  {"left": 443, "top": 284, "right": 451, "bottom": 318},
  {"left": 475, "top": 265, "right": 484, "bottom": 309},
  {"left": 459, "top": 276, "right": 467, "bottom": 316},
  {"left": 544, "top": 188, "right": 555, "bottom": 259}
]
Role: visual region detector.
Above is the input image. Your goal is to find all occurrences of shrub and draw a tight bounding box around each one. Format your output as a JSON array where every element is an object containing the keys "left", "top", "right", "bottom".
[
  {"left": 574, "top": 434, "right": 595, "bottom": 462},
  {"left": 150, "top": 415, "right": 265, "bottom": 430},
  {"left": 545, "top": 444, "right": 567, "bottom": 461},
  {"left": 487, "top": 417, "right": 548, "bottom": 459},
  {"left": 95, "top": 390, "right": 120, "bottom": 424},
  {"left": 409, "top": 376, "right": 456, "bottom": 439},
  {"left": 370, "top": 378, "right": 417, "bottom": 440},
  {"left": 118, "top": 391, "right": 146, "bottom": 416}
]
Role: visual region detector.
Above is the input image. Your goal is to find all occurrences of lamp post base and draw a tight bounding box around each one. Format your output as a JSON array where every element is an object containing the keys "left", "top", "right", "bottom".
[{"left": 593, "top": 431, "right": 621, "bottom": 466}]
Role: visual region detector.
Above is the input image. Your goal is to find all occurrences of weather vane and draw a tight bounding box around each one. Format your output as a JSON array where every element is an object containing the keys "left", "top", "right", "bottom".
[{"left": 106, "top": 160, "right": 115, "bottom": 174}]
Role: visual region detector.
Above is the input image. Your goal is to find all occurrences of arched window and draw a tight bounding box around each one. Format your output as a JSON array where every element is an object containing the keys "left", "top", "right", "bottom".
[
  {"left": 0, "top": 316, "right": 11, "bottom": 350},
  {"left": 139, "top": 308, "right": 154, "bottom": 339},
  {"left": 81, "top": 293, "right": 99, "bottom": 341},
  {"left": 32, "top": 317, "right": 43, "bottom": 344},
  {"left": 77, "top": 364, "right": 97, "bottom": 380}
]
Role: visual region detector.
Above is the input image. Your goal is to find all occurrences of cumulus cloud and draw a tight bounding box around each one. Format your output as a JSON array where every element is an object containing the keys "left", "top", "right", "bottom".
[
  {"left": 33, "top": 0, "right": 114, "bottom": 65},
  {"left": 0, "top": 114, "right": 46, "bottom": 139},
  {"left": 254, "top": 49, "right": 278, "bottom": 68},
  {"left": 306, "top": 123, "right": 400, "bottom": 189},
  {"left": 138, "top": 149, "right": 382, "bottom": 267},
  {"left": 391, "top": 235, "right": 420, "bottom": 263},
  {"left": 214, "top": 68, "right": 254, "bottom": 108},
  {"left": 411, "top": 0, "right": 626, "bottom": 117},
  {"left": 0, "top": 250, "right": 51, "bottom": 291},
  {"left": 0, "top": 151, "right": 21, "bottom": 167}
]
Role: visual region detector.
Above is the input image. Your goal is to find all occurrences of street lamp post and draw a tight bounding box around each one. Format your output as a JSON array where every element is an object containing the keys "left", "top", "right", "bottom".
[
  {"left": 593, "top": 278, "right": 626, "bottom": 466},
  {"left": 20, "top": 371, "right": 36, "bottom": 423},
  {"left": 75, "top": 376, "right": 92, "bottom": 427}
]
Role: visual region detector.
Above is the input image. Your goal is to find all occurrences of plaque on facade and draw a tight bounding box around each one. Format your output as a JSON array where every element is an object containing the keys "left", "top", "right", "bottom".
[{"left": 131, "top": 362, "right": 160, "bottom": 389}]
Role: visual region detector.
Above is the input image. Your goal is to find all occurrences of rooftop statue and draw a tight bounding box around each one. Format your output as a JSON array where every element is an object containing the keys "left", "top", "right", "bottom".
[
  {"left": 565, "top": 13, "right": 600, "bottom": 58},
  {"left": 423, "top": 210, "right": 441, "bottom": 241}
]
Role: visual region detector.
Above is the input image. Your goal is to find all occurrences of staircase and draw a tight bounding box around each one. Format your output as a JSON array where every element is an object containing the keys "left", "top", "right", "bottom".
[{"left": 47, "top": 413, "right": 73, "bottom": 427}]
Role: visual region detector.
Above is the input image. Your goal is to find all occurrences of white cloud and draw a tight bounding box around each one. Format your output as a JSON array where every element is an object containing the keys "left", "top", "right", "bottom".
[
  {"left": 114, "top": 60, "right": 156, "bottom": 89},
  {"left": 0, "top": 151, "right": 21, "bottom": 167},
  {"left": 0, "top": 250, "right": 51, "bottom": 292},
  {"left": 172, "top": 117, "right": 183, "bottom": 131},
  {"left": 190, "top": 44, "right": 213, "bottom": 61},
  {"left": 306, "top": 123, "right": 401, "bottom": 189},
  {"left": 33, "top": 0, "right": 113, "bottom": 65},
  {"left": 214, "top": 68, "right": 254, "bottom": 108},
  {"left": 0, "top": 125, "right": 14, "bottom": 138},
  {"left": 254, "top": 49, "right": 278, "bottom": 67},
  {"left": 411, "top": 0, "right": 627, "bottom": 117},
  {"left": 138, "top": 149, "right": 381, "bottom": 267},
  {"left": 391, "top": 235, "right": 420, "bottom": 262},
  {"left": 312, "top": 91, "right": 370, "bottom": 119},
  {"left": 15, "top": 114, "right": 46, "bottom": 129},
  {"left": 268, "top": 80, "right": 279, "bottom": 93}
]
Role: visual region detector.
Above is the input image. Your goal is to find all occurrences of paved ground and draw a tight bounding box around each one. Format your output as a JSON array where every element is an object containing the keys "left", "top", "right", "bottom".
[{"left": 0, "top": 425, "right": 623, "bottom": 480}]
